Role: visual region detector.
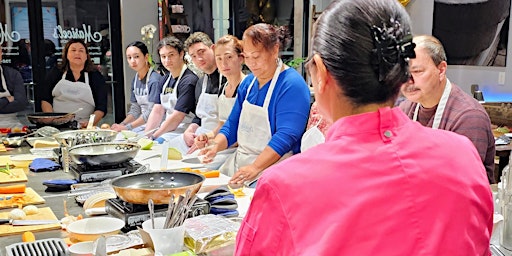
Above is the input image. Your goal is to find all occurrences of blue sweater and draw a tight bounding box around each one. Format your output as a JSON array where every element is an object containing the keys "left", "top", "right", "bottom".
[{"left": 219, "top": 68, "right": 311, "bottom": 155}]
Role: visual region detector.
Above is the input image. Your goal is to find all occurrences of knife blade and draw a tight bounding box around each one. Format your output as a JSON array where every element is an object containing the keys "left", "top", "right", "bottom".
[{"left": 0, "top": 219, "right": 60, "bottom": 226}]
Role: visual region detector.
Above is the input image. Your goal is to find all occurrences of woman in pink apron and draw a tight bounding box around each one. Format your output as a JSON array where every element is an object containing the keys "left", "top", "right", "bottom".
[
  {"left": 41, "top": 39, "right": 107, "bottom": 128},
  {"left": 200, "top": 24, "right": 311, "bottom": 183},
  {"left": 111, "top": 41, "right": 161, "bottom": 132},
  {"left": 235, "top": 0, "right": 493, "bottom": 254}
]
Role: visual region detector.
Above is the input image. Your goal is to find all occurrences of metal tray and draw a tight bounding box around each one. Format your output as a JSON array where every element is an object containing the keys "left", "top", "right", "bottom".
[{"left": 6, "top": 238, "right": 68, "bottom": 256}]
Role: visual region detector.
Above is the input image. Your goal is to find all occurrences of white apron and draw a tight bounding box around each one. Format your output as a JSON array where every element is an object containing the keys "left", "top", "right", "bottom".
[
  {"left": 219, "top": 60, "right": 288, "bottom": 177},
  {"left": 134, "top": 67, "right": 154, "bottom": 118},
  {"left": 0, "top": 67, "right": 22, "bottom": 128},
  {"left": 217, "top": 81, "right": 238, "bottom": 122},
  {"left": 131, "top": 68, "right": 154, "bottom": 132},
  {"left": 168, "top": 73, "right": 222, "bottom": 154},
  {"left": 160, "top": 65, "right": 194, "bottom": 141},
  {"left": 52, "top": 72, "right": 95, "bottom": 122},
  {"left": 300, "top": 117, "right": 326, "bottom": 152},
  {"left": 413, "top": 79, "right": 452, "bottom": 129}
]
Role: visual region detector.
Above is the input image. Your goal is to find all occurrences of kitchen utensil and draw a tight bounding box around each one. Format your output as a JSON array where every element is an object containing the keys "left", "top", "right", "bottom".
[
  {"left": 68, "top": 142, "right": 140, "bottom": 166},
  {"left": 92, "top": 235, "right": 107, "bottom": 256},
  {"left": 6, "top": 238, "right": 68, "bottom": 256},
  {"left": 27, "top": 112, "right": 76, "bottom": 126},
  {"left": 36, "top": 126, "right": 61, "bottom": 137},
  {"left": 110, "top": 171, "right": 205, "bottom": 205},
  {"left": 0, "top": 219, "right": 60, "bottom": 226},
  {"left": 2, "top": 137, "right": 24, "bottom": 147},
  {"left": 148, "top": 199, "right": 155, "bottom": 229},
  {"left": 181, "top": 156, "right": 203, "bottom": 164},
  {"left": 86, "top": 114, "right": 95, "bottom": 130},
  {"left": 127, "top": 128, "right": 158, "bottom": 142}
]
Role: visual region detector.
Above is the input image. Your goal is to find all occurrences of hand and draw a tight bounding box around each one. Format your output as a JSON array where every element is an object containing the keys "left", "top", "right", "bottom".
[
  {"left": 6, "top": 96, "right": 14, "bottom": 102},
  {"left": 110, "top": 123, "right": 127, "bottom": 132},
  {"left": 199, "top": 143, "right": 218, "bottom": 164},
  {"left": 194, "top": 134, "right": 209, "bottom": 149},
  {"left": 183, "top": 131, "right": 196, "bottom": 147},
  {"left": 230, "top": 165, "right": 260, "bottom": 184}
]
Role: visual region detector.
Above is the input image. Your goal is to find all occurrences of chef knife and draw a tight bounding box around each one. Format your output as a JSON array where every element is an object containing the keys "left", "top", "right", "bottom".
[{"left": 0, "top": 219, "right": 60, "bottom": 226}]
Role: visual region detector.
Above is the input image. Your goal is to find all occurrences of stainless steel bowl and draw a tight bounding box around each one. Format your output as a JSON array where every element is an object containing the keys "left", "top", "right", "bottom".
[{"left": 53, "top": 130, "right": 118, "bottom": 146}]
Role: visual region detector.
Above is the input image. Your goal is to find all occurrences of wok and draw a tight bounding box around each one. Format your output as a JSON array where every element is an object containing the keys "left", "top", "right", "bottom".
[
  {"left": 54, "top": 130, "right": 118, "bottom": 146},
  {"left": 27, "top": 112, "right": 75, "bottom": 126},
  {"left": 68, "top": 142, "right": 140, "bottom": 166},
  {"left": 111, "top": 171, "right": 205, "bottom": 205}
]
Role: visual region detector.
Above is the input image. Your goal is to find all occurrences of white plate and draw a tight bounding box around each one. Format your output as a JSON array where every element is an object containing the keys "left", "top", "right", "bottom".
[
  {"left": 10, "top": 154, "right": 38, "bottom": 161},
  {"left": 505, "top": 133, "right": 512, "bottom": 138}
]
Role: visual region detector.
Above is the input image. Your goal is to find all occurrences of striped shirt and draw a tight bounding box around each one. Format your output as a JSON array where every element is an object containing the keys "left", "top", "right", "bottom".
[{"left": 400, "top": 83, "right": 496, "bottom": 183}]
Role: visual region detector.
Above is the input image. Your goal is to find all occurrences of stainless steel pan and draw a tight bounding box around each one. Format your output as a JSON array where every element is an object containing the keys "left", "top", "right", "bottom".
[
  {"left": 110, "top": 171, "right": 205, "bottom": 205},
  {"left": 54, "top": 130, "right": 118, "bottom": 146},
  {"left": 68, "top": 142, "right": 140, "bottom": 166}
]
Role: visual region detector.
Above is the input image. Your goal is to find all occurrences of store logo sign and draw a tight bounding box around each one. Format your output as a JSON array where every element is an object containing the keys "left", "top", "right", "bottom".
[
  {"left": 53, "top": 24, "right": 102, "bottom": 43},
  {"left": 0, "top": 23, "right": 21, "bottom": 44}
]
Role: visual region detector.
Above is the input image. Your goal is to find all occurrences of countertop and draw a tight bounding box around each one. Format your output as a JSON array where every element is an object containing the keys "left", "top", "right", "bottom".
[{"left": 0, "top": 142, "right": 252, "bottom": 256}]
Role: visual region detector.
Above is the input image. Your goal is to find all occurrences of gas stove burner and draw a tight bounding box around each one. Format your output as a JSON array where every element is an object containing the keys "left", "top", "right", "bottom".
[
  {"left": 70, "top": 160, "right": 142, "bottom": 183},
  {"left": 105, "top": 197, "right": 210, "bottom": 232}
]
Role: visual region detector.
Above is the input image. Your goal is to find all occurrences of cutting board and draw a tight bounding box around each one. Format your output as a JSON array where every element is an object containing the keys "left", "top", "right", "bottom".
[
  {"left": 0, "top": 155, "right": 11, "bottom": 166},
  {"left": 0, "top": 187, "right": 46, "bottom": 209},
  {"left": 0, "top": 207, "right": 61, "bottom": 236},
  {"left": 0, "top": 168, "right": 28, "bottom": 184}
]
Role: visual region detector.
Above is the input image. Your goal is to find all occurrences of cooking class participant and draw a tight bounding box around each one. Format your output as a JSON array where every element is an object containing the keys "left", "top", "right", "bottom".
[
  {"left": 0, "top": 45, "right": 28, "bottom": 129},
  {"left": 200, "top": 24, "right": 311, "bottom": 183},
  {"left": 184, "top": 35, "right": 246, "bottom": 157},
  {"left": 41, "top": 39, "right": 107, "bottom": 127},
  {"left": 300, "top": 101, "right": 332, "bottom": 152},
  {"left": 235, "top": 0, "right": 493, "bottom": 254},
  {"left": 166, "top": 32, "right": 227, "bottom": 148},
  {"left": 143, "top": 36, "right": 198, "bottom": 140},
  {"left": 399, "top": 35, "right": 495, "bottom": 184},
  {"left": 111, "top": 41, "right": 161, "bottom": 132}
]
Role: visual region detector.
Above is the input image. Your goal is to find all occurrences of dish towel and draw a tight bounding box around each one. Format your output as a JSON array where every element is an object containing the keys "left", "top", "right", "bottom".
[
  {"left": 204, "top": 186, "right": 239, "bottom": 217},
  {"left": 29, "top": 158, "right": 61, "bottom": 172}
]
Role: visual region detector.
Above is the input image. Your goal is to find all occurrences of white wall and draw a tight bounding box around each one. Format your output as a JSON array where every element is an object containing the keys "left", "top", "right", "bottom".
[
  {"left": 406, "top": 0, "right": 511, "bottom": 101},
  {"left": 120, "top": 0, "right": 159, "bottom": 108}
]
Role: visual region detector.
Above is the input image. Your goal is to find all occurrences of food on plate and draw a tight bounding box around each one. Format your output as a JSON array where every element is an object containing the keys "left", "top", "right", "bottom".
[
  {"left": 137, "top": 138, "right": 154, "bottom": 150},
  {"left": 22, "top": 205, "right": 39, "bottom": 215},
  {"left": 121, "top": 130, "right": 137, "bottom": 139},
  {"left": 21, "top": 231, "right": 36, "bottom": 242},
  {"left": 496, "top": 126, "right": 510, "bottom": 134},
  {"left": 9, "top": 208, "right": 26, "bottom": 220},
  {"left": 100, "top": 123, "right": 111, "bottom": 129},
  {"left": 168, "top": 147, "right": 183, "bottom": 160},
  {"left": 0, "top": 184, "right": 26, "bottom": 194}
]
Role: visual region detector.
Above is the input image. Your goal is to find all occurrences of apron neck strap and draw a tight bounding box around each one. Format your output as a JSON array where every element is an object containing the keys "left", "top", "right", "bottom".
[{"left": 413, "top": 79, "right": 452, "bottom": 129}]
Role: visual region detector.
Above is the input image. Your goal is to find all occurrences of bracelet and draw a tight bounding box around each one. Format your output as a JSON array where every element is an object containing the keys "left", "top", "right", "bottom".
[{"left": 125, "top": 123, "right": 133, "bottom": 130}]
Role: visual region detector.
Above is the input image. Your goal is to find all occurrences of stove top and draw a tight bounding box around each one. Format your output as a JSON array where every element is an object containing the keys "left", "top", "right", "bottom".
[
  {"left": 69, "top": 160, "right": 142, "bottom": 183},
  {"left": 29, "top": 120, "right": 78, "bottom": 130},
  {"left": 105, "top": 197, "right": 210, "bottom": 232}
]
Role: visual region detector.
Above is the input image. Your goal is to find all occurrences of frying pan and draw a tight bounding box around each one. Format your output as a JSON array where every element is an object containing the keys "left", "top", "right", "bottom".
[
  {"left": 27, "top": 112, "right": 76, "bottom": 126},
  {"left": 68, "top": 142, "right": 140, "bottom": 166},
  {"left": 54, "top": 130, "right": 118, "bottom": 146},
  {"left": 110, "top": 171, "right": 205, "bottom": 205}
]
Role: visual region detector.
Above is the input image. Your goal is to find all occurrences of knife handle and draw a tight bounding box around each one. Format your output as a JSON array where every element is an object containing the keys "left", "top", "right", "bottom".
[{"left": 0, "top": 219, "right": 12, "bottom": 224}]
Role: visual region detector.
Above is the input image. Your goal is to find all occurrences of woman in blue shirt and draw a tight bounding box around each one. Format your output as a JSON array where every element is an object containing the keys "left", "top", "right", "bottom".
[{"left": 201, "top": 23, "right": 311, "bottom": 183}]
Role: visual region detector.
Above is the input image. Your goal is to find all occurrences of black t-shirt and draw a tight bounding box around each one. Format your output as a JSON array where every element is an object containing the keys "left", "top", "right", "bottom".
[
  {"left": 41, "top": 67, "right": 108, "bottom": 113},
  {"left": 156, "top": 68, "right": 198, "bottom": 114}
]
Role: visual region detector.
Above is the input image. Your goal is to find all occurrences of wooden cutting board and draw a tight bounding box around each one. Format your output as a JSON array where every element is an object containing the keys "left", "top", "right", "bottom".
[
  {"left": 0, "top": 168, "right": 28, "bottom": 184},
  {"left": 0, "top": 155, "right": 11, "bottom": 166},
  {"left": 0, "top": 187, "right": 46, "bottom": 209},
  {"left": 0, "top": 207, "right": 61, "bottom": 236}
]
